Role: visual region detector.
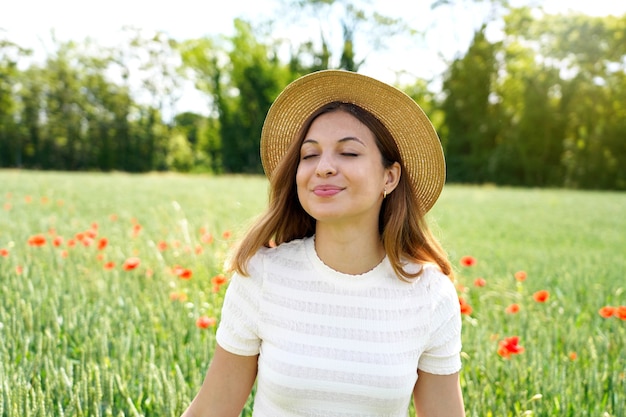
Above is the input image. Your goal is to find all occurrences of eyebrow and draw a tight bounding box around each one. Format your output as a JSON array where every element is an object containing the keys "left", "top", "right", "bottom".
[{"left": 302, "top": 136, "right": 366, "bottom": 146}]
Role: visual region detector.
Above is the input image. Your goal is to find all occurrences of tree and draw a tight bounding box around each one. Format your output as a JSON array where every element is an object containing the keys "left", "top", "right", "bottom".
[
  {"left": 179, "top": 20, "right": 293, "bottom": 173},
  {"left": 441, "top": 25, "right": 501, "bottom": 183},
  {"left": 173, "top": 112, "right": 222, "bottom": 173},
  {"left": 177, "top": 36, "right": 226, "bottom": 172},
  {"left": 501, "top": 9, "right": 626, "bottom": 189},
  {"left": 15, "top": 65, "right": 45, "bottom": 167},
  {"left": 41, "top": 40, "right": 86, "bottom": 169},
  {"left": 223, "top": 19, "right": 293, "bottom": 172},
  {"left": 0, "top": 39, "right": 29, "bottom": 167},
  {"left": 112, "top": 28, "right": 182, "bottom": 171},
  {"left": 439, "top": 6, "right": 626, "bottom": 189}
]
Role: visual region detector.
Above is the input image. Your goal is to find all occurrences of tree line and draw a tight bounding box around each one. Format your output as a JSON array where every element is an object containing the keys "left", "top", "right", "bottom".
[{"left": 0, "top": 4, "right": 624, "bottom": 190}]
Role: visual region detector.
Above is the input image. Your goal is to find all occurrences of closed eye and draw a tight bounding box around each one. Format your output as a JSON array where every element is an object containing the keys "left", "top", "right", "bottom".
[{"left": 341, "top": 152, "right": 359, "bottom": 157}]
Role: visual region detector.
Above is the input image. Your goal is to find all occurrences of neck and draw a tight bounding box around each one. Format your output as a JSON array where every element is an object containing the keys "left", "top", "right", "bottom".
[{"left": 314, "top": 223, "right": 385, "bottom": 275}]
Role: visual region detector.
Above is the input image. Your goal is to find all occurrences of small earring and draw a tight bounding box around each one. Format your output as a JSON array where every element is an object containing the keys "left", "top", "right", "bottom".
[{"left": 383, "top": 188, "right": 387, "bottom": 199}]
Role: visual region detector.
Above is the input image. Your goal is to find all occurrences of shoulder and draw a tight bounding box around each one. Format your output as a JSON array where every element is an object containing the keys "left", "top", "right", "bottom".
[
  {"left": 420, "top": 264, "right": 456, "bottom": 290},
  {"left": 417, "top": 265, "right": 461, "bottom": 329},
  {"left": 261, "top": 236, "right": 310, "bottom": 266},
  {"left": 243, "top": 237, "right": 310, "bottom": 277},
  {"left": 405, "top": 262, "right": 458, "bottom": 304},
  {"left": 266, "top": 236, "right": 309, "bottom": 257}
]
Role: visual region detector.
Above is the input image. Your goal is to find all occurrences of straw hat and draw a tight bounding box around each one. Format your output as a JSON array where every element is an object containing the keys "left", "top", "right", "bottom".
[{"left": 260, "top": 70, "right": 446, "bottom": 214}]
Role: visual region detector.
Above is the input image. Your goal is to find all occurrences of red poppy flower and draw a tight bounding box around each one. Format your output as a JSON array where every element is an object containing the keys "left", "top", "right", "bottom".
[
  {"left": 169, "top": 292, "right": 188, "bottom": 302},
  {"left": 67, "top": 239, "right": 76, "bottom": 248},
  {"left": 211, "top": 275, "right": 228, "bottom": 293},
  {"left": 97, "top": 238, "right": 108, "bottom": 251},
  {"left": 201, "top": 233, "right": 214, "bottom": 244},
  {"left": 52, "top": 236, "right": 64, "bottom": 247},
  {"left": 568, "top": 352, "right": 578, "bottom": 361},
  {"left": 598, "top": 306, "right": 616, "bottom": 318},
  {"left": 497, "top": 336, "right": 525, "bottom": 359},
  {"left": 473, "top": 277, "right": 486, "bottom": 287},
  {"left": 222, "top": 230, "right": 232, "bottom": 239},
  {"left": 15, "top": 265, "right": 23, "bottom": 275},
  {"left": 616, "top": 306, "right": 626, "bottom": 320},
  {"left": 514, "top": 270, "right": 527, "bottom": 282},
  {"left": 122, "top": 257, "right": 140, "bottom": 271},
  {"left": 0, "top": 248, "right": 9, "bottom": 257},
  {"left": 178, "top": 268, "right": 192, "bottom": 279},
  {"left": 211, "top": 274, "right": 228, "bottom": 286},
  {"left": 60, "top": 250, "right": 69, "bottom": 258},
  {"left": 533, "top": 290, "right": 550, "bottom": 303},
  {"left": 459, "top": 256, "right": 477, "bottom": 267},
  {"left": 459, "top": 297, "right": 473, "bottom": 315},
  {"left": 104, "top": 261, "right": 115, "bottom": 270},
  {"left": 172, "top": 265, "right": 192, "bottom": 279},
  {"left": 196, "top": 316, "right": 217, "bottom": 329},
  {"left": 505, "top": 303, "right": 520, "bottom": 314},
  {"left": 28, "top": 234, "right": 47, "bottom": 247},
  {"left": 157, "top": 241, "right": 168, "bottom": 251}
]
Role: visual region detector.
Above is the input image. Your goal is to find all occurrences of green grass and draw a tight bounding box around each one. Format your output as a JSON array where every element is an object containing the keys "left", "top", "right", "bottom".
[{"left": 0, "top": 170, "right": 624, "bottom": 417}]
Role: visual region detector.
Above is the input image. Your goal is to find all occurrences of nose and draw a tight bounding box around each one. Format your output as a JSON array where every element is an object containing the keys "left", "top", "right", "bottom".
[{"left": 315, "top": 154, "right": 337, "bottom": 177}]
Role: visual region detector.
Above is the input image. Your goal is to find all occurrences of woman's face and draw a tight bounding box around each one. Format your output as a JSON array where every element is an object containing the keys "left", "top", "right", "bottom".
[{"left": 296, "top": 110, "right": 398, "bottom": 228}]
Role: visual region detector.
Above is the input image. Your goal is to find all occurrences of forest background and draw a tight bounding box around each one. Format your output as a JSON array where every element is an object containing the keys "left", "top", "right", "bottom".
[{"left": 1, "top": 0, "right": 625, "bottom": 190}]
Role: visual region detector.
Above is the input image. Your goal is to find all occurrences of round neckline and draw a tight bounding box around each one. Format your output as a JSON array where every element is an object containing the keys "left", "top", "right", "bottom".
[{"left": 304, "top": 235, "right": 389, "bottom": 281}]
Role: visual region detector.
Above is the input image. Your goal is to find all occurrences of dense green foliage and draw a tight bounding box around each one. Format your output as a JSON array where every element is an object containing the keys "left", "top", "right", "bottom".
[
  {"left": 1, "top": 3, "right": 625, "bottom": 189},
  {"left": 442, "top": 9, "right": 626, "bottom": 190},
  {"left": 0, "top": 170, "right": 624, "bottom": 416}
]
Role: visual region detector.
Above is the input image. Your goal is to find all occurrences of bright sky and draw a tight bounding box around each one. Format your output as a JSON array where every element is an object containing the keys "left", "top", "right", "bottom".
[{"left": 2, "top": 0, "right": 625, "bottom": 113}]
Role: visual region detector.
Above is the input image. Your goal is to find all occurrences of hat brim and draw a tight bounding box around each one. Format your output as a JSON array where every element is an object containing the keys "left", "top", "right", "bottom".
[{"left": 260, "top": 70, "right": 446, "bottom": 214}]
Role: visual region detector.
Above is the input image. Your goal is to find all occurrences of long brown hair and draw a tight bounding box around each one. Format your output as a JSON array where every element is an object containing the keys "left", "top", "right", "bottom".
[{"left": 228, "top": 102, "right": 453, "bottom": 281}]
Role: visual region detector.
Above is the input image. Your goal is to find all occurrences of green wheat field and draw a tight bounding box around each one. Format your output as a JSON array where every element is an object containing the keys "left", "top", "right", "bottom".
[{"left": 1, "top": 170, "right": 624, "bottom": 417}]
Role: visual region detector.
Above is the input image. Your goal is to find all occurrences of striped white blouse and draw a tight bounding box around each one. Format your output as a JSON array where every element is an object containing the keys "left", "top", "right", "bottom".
[{"left": 216, "top": 236, "right": 462, "bottom": 417}]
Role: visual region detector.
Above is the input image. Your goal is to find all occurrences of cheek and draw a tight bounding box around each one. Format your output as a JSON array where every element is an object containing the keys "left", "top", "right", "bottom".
[
  {"left": 295, "top": 164, "right": 304, "bottom": 186},
  {"left": 295, "top": 165, "right": 307, "bottom": 199},
  {"left": 296, "top": 160, "right": 316, "bottom": 185}
]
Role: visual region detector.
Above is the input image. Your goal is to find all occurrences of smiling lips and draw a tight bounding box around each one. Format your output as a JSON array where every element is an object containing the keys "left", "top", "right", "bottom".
[{"left": 313, "top": 185, "right": 343, "bottom": 197}]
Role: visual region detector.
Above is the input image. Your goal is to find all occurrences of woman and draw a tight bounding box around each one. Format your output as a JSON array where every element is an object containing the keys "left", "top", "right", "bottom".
[{"left": 182, "top": 70, "right": 465, "bottom": 417}]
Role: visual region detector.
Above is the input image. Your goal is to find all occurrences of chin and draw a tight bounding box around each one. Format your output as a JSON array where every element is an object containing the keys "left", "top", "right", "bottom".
[{"left": 308, "top": 211, "right": 341, "bottom": 222}]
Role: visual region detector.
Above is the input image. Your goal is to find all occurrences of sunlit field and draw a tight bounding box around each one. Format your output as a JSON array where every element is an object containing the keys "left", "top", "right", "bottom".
[{"left": 1, "top": 170, "right": 624, "bottom": 417}]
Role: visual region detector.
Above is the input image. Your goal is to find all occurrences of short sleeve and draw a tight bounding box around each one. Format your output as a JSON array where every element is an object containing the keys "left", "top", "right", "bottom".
[
  {"left": 215, "top": 252, "right": 265, "bottom": 356},
  {"left": 417, "top": 269, "right": 462, "bottom": 375}
]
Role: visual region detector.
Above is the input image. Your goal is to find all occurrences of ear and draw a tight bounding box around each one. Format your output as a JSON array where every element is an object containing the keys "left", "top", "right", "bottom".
[{"left": 384, "top": 162, "right": 401, "bottom": 194}]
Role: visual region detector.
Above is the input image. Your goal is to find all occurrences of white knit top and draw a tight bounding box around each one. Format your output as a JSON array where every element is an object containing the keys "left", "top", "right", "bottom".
[{"left": 216, "top": 236, "right": 462, "bottom": 417}]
